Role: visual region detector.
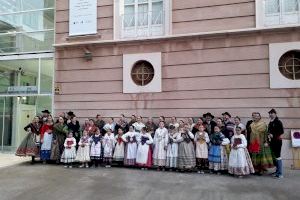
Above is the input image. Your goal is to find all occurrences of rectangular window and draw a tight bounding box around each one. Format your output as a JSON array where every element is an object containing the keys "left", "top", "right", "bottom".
[
  {"left": 263, "top": 0, "right": 299, "bottom": 26},
  {"left": 121, "top": 0, "right": 165, "bottom": 38}
]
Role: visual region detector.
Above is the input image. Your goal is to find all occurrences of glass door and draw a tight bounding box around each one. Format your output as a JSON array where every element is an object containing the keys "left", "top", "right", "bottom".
[{"left": 0, "top": 96, "right": 13, "bottom": 151}]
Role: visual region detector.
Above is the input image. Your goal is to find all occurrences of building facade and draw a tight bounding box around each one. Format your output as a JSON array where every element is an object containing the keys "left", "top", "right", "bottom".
[
  {"left": 0, "top": 0, "right": 55, "bottom": 151},
  {"left": 54, "top": 0, "right": 300, "bottom": 167}
]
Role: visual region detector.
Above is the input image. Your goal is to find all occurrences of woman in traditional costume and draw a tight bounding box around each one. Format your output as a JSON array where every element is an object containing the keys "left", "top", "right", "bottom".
[
  {"left": 132, "top": 116, "right": 145, "bottom": 133},
  {"left": 113, "top": 128, "right": 125, "bottom": 164},
  {"left": 61, "top": 132, "right": 77, "bottom": 168},
  {"left": 153, "top": 121, "right": 168, "bottom": 171},
  {"left": 136, "top": 127, "right": 153, "bottom": 169},
  {"left": 103, "top": 129, "right": 115, "bottom": 167},
  {"left": 15, "top": 116, "right": 41, "bottom": 164},
  {"left": 194, "top": 124, "right": 210, "bottom": 174},
  {"left": 122, "top": 126, "right": 139, "bottom": 166},
  {"left": 248, "top": 112, "right": 274, "bottom": 175},
  {"left": 76, "top": 130, "right": 90, "bottom": 168},
  {"left": 50, "top": 117, "right": 69, "bottom": 163},
  {"left": 166, "top": 125, "right": 180, "bottom": 170},
  {"left": 228, "top": 126, "right": 254, "bottom": 177},
  {"left": 90, "top": 129, "right": 102, "bottom": 167},
  {"left": 177, "top": 123, "right": 196, "bottom": 171}
]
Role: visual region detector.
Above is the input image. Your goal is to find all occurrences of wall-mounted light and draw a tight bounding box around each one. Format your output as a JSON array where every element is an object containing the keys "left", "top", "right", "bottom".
[{"left": 83, "top": 47, "right": 93, "bottom": 61}]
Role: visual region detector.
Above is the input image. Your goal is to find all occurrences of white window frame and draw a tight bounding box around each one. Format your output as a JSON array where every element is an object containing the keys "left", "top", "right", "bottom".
[
  {"left": 269, "top": 42, "right": 300, "bottom": 88},
  {"left": 114, "top": 0, "right": 171, "bottom": 40},
  {"left": 256, "top": 0, "right": 300, "bottom": 28}
]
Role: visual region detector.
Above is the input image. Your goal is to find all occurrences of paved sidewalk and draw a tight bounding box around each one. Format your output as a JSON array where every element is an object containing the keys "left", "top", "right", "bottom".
[{"left": 0, "top": 153, "right": 30, "bottom": 168}]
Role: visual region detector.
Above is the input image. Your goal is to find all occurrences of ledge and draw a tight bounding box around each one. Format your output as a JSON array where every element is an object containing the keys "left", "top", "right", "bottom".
[{"left": 54, "top": 25, "right": 300, "bottom": 48}]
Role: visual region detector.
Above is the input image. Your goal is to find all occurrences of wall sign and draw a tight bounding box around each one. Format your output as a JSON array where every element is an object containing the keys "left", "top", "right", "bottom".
[
  {"left": 69, "top": 0, "right": 97, "bottom": 36},
  {"left": 291, "top": 130, "right": 300, "bottom": 148}
]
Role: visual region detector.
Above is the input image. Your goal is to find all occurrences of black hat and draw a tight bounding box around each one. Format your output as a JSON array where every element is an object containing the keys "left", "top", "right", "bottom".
[
  {"left": 67, "top": 111, "right": 75, "bottom": 116},
  {"left": 222, "top": 112, "right": 231, "bottom": 118},
  {"left": 41, "top": 109, "right": 50, "bottom": 114},
  {"left": 268, "top": 109, "right": 277, "bottom": 114},
  {"left": 203, "top": 112, "right": 214, "bottom": 119}
]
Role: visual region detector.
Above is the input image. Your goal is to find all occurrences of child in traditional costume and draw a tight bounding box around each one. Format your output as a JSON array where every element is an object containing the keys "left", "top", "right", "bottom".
[
  {"left": 61, "top": 132, "right": 77, "bottom": 168},
  {"left": 228, "top": 126, "right": 254, "bottom": 177},
  {"left": 153, "top": 121, "right": 169, "bottom": 171},
  {"left": 76, "top": 130, "right": 90, "bottom": 168},
  {"left": 194, "top": 124, "right": 210, "bottom": 174},
  {"left": 122, "top": 126, "right": 139, "bottom": 166},
  {"left": 136, "top": 127, "right": 153, "bottom": 169},
  {"left": 90, "top": 129, "right": 102, "bottom": 167},
  {"left": 113, "top": 128, "right": 125, "bottom": 165},
  {"left": 166, "top": 125, "right": 180, "bottom": 170},
  {"left": 177, "top": 123, "right": 196, "bottom": 171},
  {"left": 103, "top": 129, "right": 115, "bottom": 167},
  {"left": 208, "top": 126, "right": 230, "bottom": 173},
  {"left": 40, "top": 124, "right": 54, "bottom": 163}
]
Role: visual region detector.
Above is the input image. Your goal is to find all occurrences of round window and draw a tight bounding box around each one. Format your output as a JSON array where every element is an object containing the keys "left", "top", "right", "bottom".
[
  {"left": 131, "top": 60, "right": 154, "bottom": 86},
  {"left": 278, "top": 51, "right": 300, "bottom": 80}
]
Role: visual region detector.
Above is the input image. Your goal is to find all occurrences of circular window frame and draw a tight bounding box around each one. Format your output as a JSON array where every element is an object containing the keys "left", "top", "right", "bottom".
[
  {"left": 278, "top": 50, "right": 300, "bottom": 80},
  {"left": 130, "top": 60, "right": 155, "bottom": 86}
]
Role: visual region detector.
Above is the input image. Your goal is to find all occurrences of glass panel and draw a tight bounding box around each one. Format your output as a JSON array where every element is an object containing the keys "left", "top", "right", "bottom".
[
  {"left": 152, "top": 1, "right": 163, "bottom": 24},
  {"left": 138, "top": 3, "right": 148, "bottom": 26},
  {"left": 0, "top": 30, "right": 54, "bottom": 54},
  {"left": 124, "top": 5, "right": 135, "bottom": 27},
  {"left": 124, "top": 0, "right": 134, "bottom": 4},
  {"left": 0, "top": 9, "right": 54, "bottom": 32},
  {"left": 0, "top": 97, "right": 13, "bottom": 149},
  {"left": 0, "top": 59, "right": 39, "bottom": 94},
  {"left": 283, "top": 0, "right": 298, "bottom": 12},
  {"left": 36, "top": 95, "right": 52, "bottom": 115},
  {"left": 265, "top": 0, "right": 280, "bottom": 14},
  {"left": 40, "top": 58, "right": 53, "bottom": 94},
  {"left": 0, "top": 0, "right": 54, "bottom": 13}
]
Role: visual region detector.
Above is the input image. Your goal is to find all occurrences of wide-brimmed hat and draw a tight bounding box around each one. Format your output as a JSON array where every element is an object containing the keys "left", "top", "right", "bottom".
[
  {"left": 41, "top": 109, "right": 50, "bottom": 114},
  {"left": 222, "top": 112, "right": 231, "bottom": 118},
  {"left": 268, "top": 108, "right": 277, "bottom": 114},
  {"left": 203, "top": 112, "right": 214, "bottom": 119},
  {"left": 67, "top": 111, "right": 75, "bottom": 116}
]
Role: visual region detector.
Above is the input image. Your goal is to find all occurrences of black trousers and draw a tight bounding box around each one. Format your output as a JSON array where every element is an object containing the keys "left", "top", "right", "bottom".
[{"left": 271, "top": 140, "right": 282, "bottom": 158}]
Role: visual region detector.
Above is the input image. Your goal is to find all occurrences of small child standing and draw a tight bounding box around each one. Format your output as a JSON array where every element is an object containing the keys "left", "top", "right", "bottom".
[
  {"left": 122, "top": 126, "right": 139, "bottom": 166},
  {"left": 194, "top": 125, "right": 210, "bottom": 174},
  {"left": 103, "top": 129, "right": 115, "bottom": 167},
  {"left": 61, "top": 132, "right": 77, "bottom": 168},
  {"left": 90, "top": 129, "right": 102, "bottom": 168},
  {"left": 113, "top": 128, "right": 125, "bottom": 165},
  {"left": 229, "top": 126, "right": 254, "bottom": 177},
  {"left": 208, "top": 126, "right": 229, "bottom": 174},
  {"left": 136, "top": 127, "right": 153, "bottom": 169},
  {"left": 166, "top": 125, "right": 180, "bottom": 170},
  {"left": 76, "top": 130, "right": 90, "bottom": 168}
]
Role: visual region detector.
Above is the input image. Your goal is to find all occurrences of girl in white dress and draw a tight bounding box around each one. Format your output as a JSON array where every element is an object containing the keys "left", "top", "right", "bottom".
[
  {"left": 194, "top": 125, "right": 210, "bottom": 174},
  {"left": 136, "top": 127, "right": 153, "bottom": 169},
  {"left": 61, "top": 132, "right": 77, "bottom": 168},
  {"left": 113, "top": 128, "right": 125, "bottom": 164},
  {"left": 229, "top": 126, "right": 254, "bottom": 177},
  {"left": 153, "top": 121, "right": 169, "bottom": 170},
  {"left": 166, "top": 125, "right": 180, "bottom": 170},
  {"left": 122, "top": 126, "right": 139, "bottom": 166},
  {"left": 103, "top": 129, "right": 115, "bottom": 167},
  {"left": 76, "top": 130, "right": 90, "bottom": 168},
  {"left": 90, "top": 129, "right": 102, "bottom": 168}
]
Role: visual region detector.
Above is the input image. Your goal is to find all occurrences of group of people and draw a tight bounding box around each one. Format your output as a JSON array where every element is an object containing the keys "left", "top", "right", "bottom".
[{"left": 16, "top": 109, "right": 284, "bottom": 178}]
